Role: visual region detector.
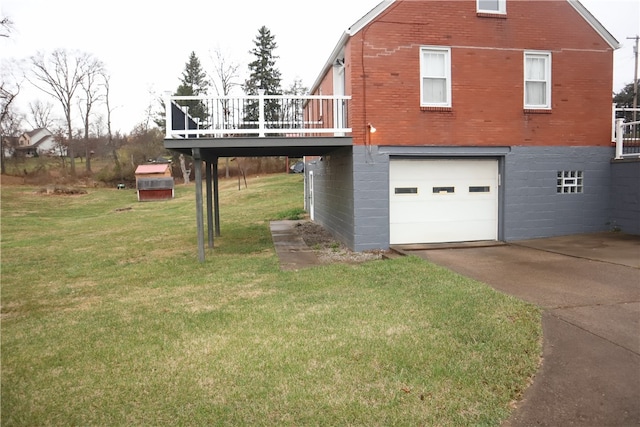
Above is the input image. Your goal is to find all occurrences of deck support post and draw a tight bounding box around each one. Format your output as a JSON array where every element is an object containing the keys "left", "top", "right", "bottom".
[
  {"left": 205, "top": 159, "right": 214, "bottom": 249},
  {"left": 192, "top": 148, "right": 205, "bottom": 262},
  {"left": 213, "top": 157, "right": 221, "bottom": 237}
]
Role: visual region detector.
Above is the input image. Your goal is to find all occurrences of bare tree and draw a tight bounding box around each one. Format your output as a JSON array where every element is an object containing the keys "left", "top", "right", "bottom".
[
  {"left": 209, "top": 47, "right": 240, "bottom": 178},
  {"left": 143, "top": 88, "right": 158, "bottom": 132},
  {"left": 1, "top": 17, "right": 13, "bottom": 38},
  {"left": 210, "top": 47, "right": 240, "bottom": 98},
  {"left": 91, "top": 114, "right": 105, "bottom": 138},
  {"left": 1, "top": 60, "right": 22, "bottom": 174},
  {"left": 102, "top": 72, "right": 122, "bottom": 179},
  {"left": 28, "top": 100, "right": 55, "bottom": 129},
  {"left": 78, "top": 58, "right": 104, "bottom": 173},
  {"left": 179, "top": 153, "right": 190, "bottom": 184},
  {"left": 283, "top": 78, "right": 308, "bottom": 129},
  {"left": 49, "top": 126, "right": 68, "bottom": 170},
  {"left": 29, "top": 49, "right": 96, "bottom": 176}
]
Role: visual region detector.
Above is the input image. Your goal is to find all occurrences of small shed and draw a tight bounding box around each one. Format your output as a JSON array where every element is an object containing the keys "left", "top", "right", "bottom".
[{"left": 135, "top": 164, "right": 174, "bottom": 201}]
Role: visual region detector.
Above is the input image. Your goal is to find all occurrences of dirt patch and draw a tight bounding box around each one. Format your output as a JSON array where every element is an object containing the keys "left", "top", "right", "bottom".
[
  {"left": 37, "top": 186, "right": 88, "bottom": 195},
  {"left": 294, "top": 221, "right": 386, "bottom": 264},
  {"left": 1, "top": 175, "right": 26, "bottom": 186}
]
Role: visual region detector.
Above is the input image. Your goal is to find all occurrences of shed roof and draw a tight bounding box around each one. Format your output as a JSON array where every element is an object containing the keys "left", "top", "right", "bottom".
[{"left": 135, "top": 164, "right": 171, "bottom": 174}]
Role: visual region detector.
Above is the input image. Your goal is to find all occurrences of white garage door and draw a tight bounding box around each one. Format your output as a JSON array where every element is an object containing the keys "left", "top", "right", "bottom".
[{"left": 390, "top": 159, "right": 498, "bottom": 244}]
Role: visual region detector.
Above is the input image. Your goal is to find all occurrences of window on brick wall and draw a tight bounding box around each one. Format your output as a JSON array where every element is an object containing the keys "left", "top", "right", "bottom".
[
  {"left": 477, "top": 0, "right": 506, "bottom": 14},
  {"left": 524, "top": 51, "right": 551, "bottom": 109},
  {"left": 420, "top": 47, "right": 451, "bottom": 107}
]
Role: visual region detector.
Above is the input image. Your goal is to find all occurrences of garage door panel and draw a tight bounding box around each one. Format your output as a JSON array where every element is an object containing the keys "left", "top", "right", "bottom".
[
  {"left": 390, "top": 159, "right": 498, "bottom": 244},
  {"left": 391, "top": 222, "right": 495, "bottom": 244}
]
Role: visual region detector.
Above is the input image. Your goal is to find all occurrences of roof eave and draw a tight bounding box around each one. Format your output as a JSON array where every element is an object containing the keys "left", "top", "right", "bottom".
[
  {"left": 309, "top": 31, "right": 350, "bottom": 94},
  {"left": 309, "top": 0, "right": 396, "bottom": 94}
]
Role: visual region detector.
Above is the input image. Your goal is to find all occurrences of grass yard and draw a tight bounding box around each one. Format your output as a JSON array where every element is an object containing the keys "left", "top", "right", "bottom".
[{"left": 1, "top": 174, "right": 541, "bottom": 426}]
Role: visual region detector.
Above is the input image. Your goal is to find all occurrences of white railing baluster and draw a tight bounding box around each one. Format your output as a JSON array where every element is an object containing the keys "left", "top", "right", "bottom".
[
  {"left": 615, "top": 118, "right": 624, "bottom": 160},
  {"left": 258, "top": 89, "right": 265, "bottom": 137},
  {"left": 613, "top": 108, "right": 640, "bottom": 159},
  {"left": 165, "top": 92, "right": 172, "bottom": 139},
  {"left": 167, "top": 94, "right": 351, "bottom": 139},
  {"left": 612, "top": 103, "right": 616, "bottom": 143}
]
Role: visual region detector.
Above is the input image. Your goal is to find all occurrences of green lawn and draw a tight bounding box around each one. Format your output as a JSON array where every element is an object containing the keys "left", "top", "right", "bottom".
[{"left": 1, "top": 174, "right": 541, "bottom": 426}]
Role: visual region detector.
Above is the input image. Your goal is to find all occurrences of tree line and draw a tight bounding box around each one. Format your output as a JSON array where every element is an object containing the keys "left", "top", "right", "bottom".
[
  {"left": 1, "top": 22, "right": 306, "bottom": 182},
  {"left": 4, "top": 14, "right": 636, "bottom": 182}
]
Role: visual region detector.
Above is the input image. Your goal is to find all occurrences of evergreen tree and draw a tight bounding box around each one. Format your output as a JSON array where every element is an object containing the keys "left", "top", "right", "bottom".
[
  {"left": 175, "top": 51, "right": 209, "bottom": 125},
  {"left": 243, "top": 26, "right": 282, "bottom": 127}
]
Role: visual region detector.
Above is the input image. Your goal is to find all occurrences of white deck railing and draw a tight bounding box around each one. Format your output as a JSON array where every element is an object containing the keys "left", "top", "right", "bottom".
[
  {"left": 613, "top": 107, "right": 640, "bottom": 159},
  {"left": 165, "top": 92, "right": 351, "bottom": 139}
]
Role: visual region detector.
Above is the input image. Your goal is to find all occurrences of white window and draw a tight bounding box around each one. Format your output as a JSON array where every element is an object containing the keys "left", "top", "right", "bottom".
[
  {"left": 524, "top": 51, "right": 551, "bottom": 109},
  {"left": 477, "top": 0, "right": 506, "bottom": 14},
  {"left": 420, "top": 47, "right": 451, "bottom": 107}
]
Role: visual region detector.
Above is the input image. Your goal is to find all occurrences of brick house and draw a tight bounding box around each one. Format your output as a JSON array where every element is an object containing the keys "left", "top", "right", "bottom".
[{"left": 304, "top": 0, "right": 623, "bottom": 251}]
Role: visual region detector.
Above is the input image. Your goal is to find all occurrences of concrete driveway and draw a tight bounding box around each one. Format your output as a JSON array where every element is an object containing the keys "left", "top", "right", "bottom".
[{"left": 397, "top": 232, "right": 640, "bottom": 426}]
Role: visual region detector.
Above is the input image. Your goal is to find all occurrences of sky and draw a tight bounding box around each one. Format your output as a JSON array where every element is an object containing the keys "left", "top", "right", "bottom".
[{"left": 1, "top": 0, "right": 639, "bottom": 134}]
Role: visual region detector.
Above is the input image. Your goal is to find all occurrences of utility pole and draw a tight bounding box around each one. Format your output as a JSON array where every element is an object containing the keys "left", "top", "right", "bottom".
[{"left": 627, "top": 35, "right": 639, "bottom": 122}]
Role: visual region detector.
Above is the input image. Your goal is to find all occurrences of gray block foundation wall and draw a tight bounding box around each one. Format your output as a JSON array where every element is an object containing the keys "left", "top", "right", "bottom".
[
  {"left": 306, "top": 147, "right": 357, "bottom": 249},
  {"left": 307, "top": 145, "right": 621, "bottom": 251},
  {"left": 609, "top": 160, "right": 640, "bottom": 235},
  {"left": 351, "top": 147, "right": 390, "bottom": 251},
  {"left": 306, "top": 146, "right": 390, "bottom": 251},
  {"left": 502, "top": 146, "right": 614, "bottom": 240}
]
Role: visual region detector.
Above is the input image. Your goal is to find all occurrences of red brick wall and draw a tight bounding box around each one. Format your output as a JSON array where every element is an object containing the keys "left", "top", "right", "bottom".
[{"left": 318, "top": 0, "right": 615, "bottom": 147}]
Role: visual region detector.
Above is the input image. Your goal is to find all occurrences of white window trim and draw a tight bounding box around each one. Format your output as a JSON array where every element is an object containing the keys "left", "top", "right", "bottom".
[
  {"left": 524, "top": 50, "right": 552, "bottom": 110},
  {"left": 477, "top": 0, "right": 506, "bottom": 14},
  {"left": 420, "top": 46, "right": 452, "bottom": 108}
]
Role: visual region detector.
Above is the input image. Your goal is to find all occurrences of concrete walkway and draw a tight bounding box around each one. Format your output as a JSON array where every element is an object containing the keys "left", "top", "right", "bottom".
[{"left": 270, "top": 220, "right": 320, "bottom": 270}]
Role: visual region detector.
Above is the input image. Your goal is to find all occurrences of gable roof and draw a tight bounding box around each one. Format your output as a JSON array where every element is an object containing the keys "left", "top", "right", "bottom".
[
  {"left": 135, "top": 164, "right": 171, "bottom": 175},
  {"left": 19, "top": 128, "right": 54, "bottom": 147},
  {"left": 310, "top": 0, "right": 620, "bottom": 94},
  {"left": 31, "top": 136, "right": 51, "bottom": 147},
  {"left": 310, "top": 0, "right": 393, "bottom": 93}
]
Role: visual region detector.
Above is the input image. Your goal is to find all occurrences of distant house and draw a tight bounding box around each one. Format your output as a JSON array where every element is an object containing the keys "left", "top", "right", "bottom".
[
  {"left": 135, "top": 164, "right": 174, "bottom": 201},
  {"left": 15, "top": 128, "right": 59, "bottom": 157}
]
